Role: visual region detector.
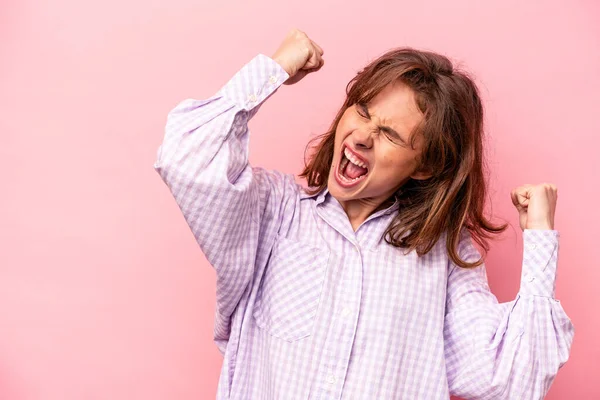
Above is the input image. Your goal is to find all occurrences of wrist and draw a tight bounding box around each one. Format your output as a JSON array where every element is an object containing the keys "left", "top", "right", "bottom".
[
  {"left": 526, "top": 220, "right": 554, "bottom": 230},
  {"left": 271, "top": 56, "right": 294, "bottom": 77}
]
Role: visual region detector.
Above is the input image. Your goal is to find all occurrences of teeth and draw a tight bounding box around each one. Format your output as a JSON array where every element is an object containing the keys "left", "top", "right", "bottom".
[
  {"left": 339, "top": 173, "right": 364, "bottom": 183},
  {"left": 344, "top": 148, "right": 367, "bottom": 169}
]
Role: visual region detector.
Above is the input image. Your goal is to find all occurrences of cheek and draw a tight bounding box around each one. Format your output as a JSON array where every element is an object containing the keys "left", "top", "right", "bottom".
[
  {"left": 379, "top": 149, "right": 414, "bottom": 174},
  {"left": 379, "top": 146, "right": 401, "bottom": 165},
  {"left": 336, "top": 110, "right": 360, "bottom": 135},
  {"left": 334, "top": 120, "right": 348, "bottom": 143}
]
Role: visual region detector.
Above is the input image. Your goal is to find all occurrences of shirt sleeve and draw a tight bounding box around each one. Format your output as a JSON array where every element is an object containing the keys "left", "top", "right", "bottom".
[
  {"left": 153, "top": 54, "right": 297, "bottom": 346},
  {"left": 444, "top": 229, "right": 575, "bottom": 399}
]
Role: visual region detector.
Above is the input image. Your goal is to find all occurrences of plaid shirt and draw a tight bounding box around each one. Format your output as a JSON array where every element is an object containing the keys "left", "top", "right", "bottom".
[{"left": 153, "top": 54, "right": 574, "bottom": 399}]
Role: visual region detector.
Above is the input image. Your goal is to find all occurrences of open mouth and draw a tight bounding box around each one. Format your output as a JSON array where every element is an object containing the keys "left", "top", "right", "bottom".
[{"left": 336, "top": 145, "right": 369, "bottom": 188}]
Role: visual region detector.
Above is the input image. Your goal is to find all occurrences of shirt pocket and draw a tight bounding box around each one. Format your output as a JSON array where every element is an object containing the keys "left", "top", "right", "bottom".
[{"left": 253, "top": 236, "right": 329, "bottom": 342}]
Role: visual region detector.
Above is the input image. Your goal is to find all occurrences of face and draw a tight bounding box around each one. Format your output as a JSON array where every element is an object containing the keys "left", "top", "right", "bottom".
[{"left": 327, "top": 80, "right": 431, "bottom": 213}]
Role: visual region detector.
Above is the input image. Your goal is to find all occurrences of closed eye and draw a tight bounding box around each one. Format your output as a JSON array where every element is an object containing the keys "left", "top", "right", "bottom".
[
  {"left": 356, "top": 102, "right": 405, "bottom": 145},
  {"left": 382, "top": 128, "right": 404, "bottom": 144},
  {"left": 356, "top": 103, "right": 370, "bottom": 119}
]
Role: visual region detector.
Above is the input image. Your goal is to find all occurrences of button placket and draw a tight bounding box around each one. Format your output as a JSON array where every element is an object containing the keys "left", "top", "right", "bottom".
[
  {"left": 523, "top": 267, "right": 535, "bottom": 282},
  {"left": 526, "top": 272, "right": 535, "bottom": 282}
]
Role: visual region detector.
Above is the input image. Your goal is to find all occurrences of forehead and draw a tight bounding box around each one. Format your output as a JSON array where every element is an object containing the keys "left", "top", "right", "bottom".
[{"left": 369, "top": 81, "right": 423, "bottom": 134}]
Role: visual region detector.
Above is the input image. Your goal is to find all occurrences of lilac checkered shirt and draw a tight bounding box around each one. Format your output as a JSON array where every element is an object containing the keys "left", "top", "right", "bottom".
[{"left": 153, "top": 54, "right": 574, "bottom": 399}]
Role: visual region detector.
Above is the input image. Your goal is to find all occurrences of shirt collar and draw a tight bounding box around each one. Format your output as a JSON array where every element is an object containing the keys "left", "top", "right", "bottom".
[{"left": 301, "top": 186, "right": 401, "bottom": 216}]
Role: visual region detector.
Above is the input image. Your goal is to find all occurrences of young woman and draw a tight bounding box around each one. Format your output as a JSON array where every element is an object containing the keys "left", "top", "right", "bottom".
[{"left": 154, "top": 29, "right": 574, "bottom": 399}]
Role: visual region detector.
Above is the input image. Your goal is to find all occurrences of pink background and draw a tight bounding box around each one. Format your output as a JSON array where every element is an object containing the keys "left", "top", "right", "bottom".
[{"left": 1, "top": 0, "right": 599, "bottom": 399}]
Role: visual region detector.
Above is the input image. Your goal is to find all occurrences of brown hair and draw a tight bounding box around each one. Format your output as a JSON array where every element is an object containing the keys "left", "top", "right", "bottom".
[{"left": 300, "top": 47, "right": 507, "bottom": 269}]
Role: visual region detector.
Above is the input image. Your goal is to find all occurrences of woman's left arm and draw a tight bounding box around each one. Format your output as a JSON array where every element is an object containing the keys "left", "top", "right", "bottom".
[{"left": 445, "top": 184, "right": 575, "bottom": 399}]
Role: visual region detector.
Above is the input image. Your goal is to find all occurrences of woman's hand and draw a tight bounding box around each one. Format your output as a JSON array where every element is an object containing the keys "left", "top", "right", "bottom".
[
  {"left": 271, "top": 28, "right": 324, "bottom": 85},
  {"left": 511, "top": 183, "right": 558, "bottom": 230}
]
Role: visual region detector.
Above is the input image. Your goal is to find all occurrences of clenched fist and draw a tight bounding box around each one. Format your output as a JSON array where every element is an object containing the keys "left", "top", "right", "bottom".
[
  {"left": 511, "top": 183, "right": 558, "bottom": 231},
  {"left": 271, "top": 28, "right": 325, "bottom": 85}
]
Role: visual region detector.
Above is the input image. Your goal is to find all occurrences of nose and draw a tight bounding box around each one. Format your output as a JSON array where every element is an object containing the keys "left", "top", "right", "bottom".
[{"left": 352, "top": 125, "right": 376, "bottom": 150}]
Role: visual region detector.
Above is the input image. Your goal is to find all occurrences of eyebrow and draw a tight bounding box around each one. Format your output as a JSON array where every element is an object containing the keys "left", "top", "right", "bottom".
[{"left": 360, "top": 103, "right": 405, "bottom": 142}]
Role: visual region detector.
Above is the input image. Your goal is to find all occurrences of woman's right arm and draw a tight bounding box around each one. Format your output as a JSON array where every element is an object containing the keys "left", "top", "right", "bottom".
[
  {"left": 154, "top": 30, "right": 324, "bottom": 344},
  {"left": 153, "top": 54, "right": 296, "bottom": 331}
]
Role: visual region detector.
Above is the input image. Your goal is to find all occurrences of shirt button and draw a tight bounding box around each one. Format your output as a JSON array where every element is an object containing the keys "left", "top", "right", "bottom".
[
  {"left": 269, "top": 75, "right": 277, "bottom": 84},
  {"left": 524, "top": 271, "right": 534, "bottom": 282},
  {"left": 341, "top": 307, "right": 351, "bottom": 318},
  {"left": 326, "top": 374, "right": 336, "bottom": 384},
  {"left": 526, "top": 243, "right": 537, "bottom": 251},
  {"left": 247, "top": 94, "right": 257, "bottom": 103}
]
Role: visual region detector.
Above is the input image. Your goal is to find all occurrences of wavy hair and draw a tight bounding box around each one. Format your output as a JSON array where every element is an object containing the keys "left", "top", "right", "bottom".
[{"left": 300, "top": 47, "right": 507, "bottom": 268}]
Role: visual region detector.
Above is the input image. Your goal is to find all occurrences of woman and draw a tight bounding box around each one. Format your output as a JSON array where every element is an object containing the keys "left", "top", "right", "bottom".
[{"left": 154, "top": 29, "right": 574, "bottom": 399}]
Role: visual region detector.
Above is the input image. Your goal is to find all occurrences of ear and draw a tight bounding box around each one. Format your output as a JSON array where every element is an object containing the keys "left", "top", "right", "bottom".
[{"left": 410, "top": 166, "right": 433, "bottom": 181}]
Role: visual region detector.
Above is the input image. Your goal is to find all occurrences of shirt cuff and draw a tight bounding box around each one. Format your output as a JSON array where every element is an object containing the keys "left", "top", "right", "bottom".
[
  {"left": 217, "top": 53, "right": 290, "bottom": 113},
  {"left": 518, "top": 229, "right": 560, "bottom": 298}
]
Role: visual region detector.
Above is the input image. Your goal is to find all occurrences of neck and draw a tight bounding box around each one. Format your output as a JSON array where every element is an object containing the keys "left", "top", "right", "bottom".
[{"left": 339, "top": 196, "right": 396, "bottom": 231}]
